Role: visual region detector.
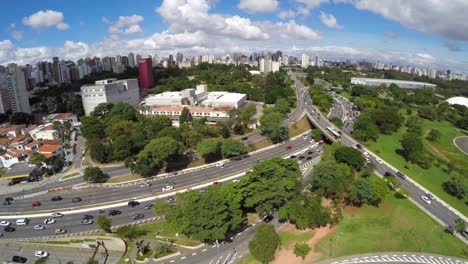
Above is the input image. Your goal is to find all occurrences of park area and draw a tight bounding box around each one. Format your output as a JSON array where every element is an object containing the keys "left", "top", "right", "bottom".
[{"left": 367, "top": 117, "right": 468, "bottom": 216}]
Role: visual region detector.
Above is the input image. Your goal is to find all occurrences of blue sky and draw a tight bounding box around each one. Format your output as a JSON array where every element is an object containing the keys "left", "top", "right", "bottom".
[{"left": 2, "top": 0, "right": 468, "bottom": 73}]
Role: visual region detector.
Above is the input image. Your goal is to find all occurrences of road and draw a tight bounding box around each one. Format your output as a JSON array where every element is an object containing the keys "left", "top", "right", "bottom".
[
  {"left": 320, "top": 253, "right": 467, "bottom": 264},
  {"left": 291, "top": 72, "right": 467, "bottom": 240}
]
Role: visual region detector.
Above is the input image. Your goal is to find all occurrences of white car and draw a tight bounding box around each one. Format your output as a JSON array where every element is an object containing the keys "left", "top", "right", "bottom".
[
  {"left": 44, "top": 218, "right": 55, "bottom": 225},
  {"left": 162, "top": 185, "right": 173, "bottom": 192},
  {"left": 215, "top": 162, "right": 224, "bottom": 168},
  {"left": 140, "top": 182, "right": 151, "bottom": 188},
  {"left": 363, "top": 151, "right": 370, "bottom": 158},
  {"left": 0, "top": 221, "right": 10, "bottom": 227},
  {"left": 421, "top": 195, "right": 431, "bottom": 204},
  {"left": 35, "top": 251, "right": 48, "bottom": 258},
  {"left": 375, "top": 158, "right": 383, "bottom": 164},
  {"left": 51, "top": 212, "right": 64, "bottom": 218},
  {"left": 34, "top": 224, "right": 45, "bottom": 230}
]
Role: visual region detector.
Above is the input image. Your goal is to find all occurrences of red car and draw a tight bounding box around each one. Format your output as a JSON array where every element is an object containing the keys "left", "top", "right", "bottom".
[
  {"left": 286, "top": 145, "right": 292, "bottom": 150},
  {"left": 213, "top": 181, "right": 220, "bottom": 186},
  {"left": 32, "top": 201, "right": 41, "bottom": 207},
  {"left": 318, "top": 140, "right": 324, "bottom": 145}
]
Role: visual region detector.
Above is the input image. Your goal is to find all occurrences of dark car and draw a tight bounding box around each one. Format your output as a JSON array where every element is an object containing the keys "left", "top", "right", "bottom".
[
  {"left": 396, "top": 171, "right": 406, "bottom": 179},
  {"left": 384, "top": 171, "right": 394, "bottom": 177},
  {"left": 289, "top": 155, "right": 296, "bottom": 159},
  {"left": 132, "top": 214, "right": 145, "bottom": 220},
  {"left": 72, "top": 197, "right": 82, "bottom": 203},
  {"left": 167, "top": 196, "right": 176, "bottom": 204},
  {"left": 82, "top": 215, "right": 94, "bottom": 220},
  {"left": 128, "top": 201, "right": 140, "bottom": 207},
  {"left": 4, "top": 197, "right": 13, "bottom": 202},
  {"left": 4, "top": 226, "right": 15, "bottom": 232},
  {"left": 263, "top": 215, "right": 274, "bottom": 223},
  {"left": 144, "top": 204, "right": 153, "bottom": 210},
  {"left": 12, "top": 256, "right": 27, "bottom": 263},
  {"left": 241, "top": 136, "right": 248, "bottom": 141},
  {"left": 306, "top": 156, "right": 312, "bottom": 160},
  {"left": 298, "top": 156, "right": 305, "bottom": 160},
  {"left": 356, "top": 144, "right": 363, "bottom": 149},
  {"left": 51, "top": 196, "right": 62, "bottom": 201},
  {"left": 3, "top": 200, "right": 11, "bottom": 205},
  {"left": 108, "top": 210, "right": 121, "bottom": 216}
]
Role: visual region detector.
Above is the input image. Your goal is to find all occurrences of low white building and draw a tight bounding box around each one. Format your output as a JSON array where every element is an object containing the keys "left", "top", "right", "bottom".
[
  {"left": 29, "top": 124, "right": 60, "bottom": 141},
  {"left": 446, "top": 96, "right": 468, "bottom": 108},
  {"left": 140, "top": 106, "right": 228, "bottom": 122},
  {"left": 42, "top": 113, "right": 79, "bottom": 126},
  {"left": 200, "top": 92, "right": 247, "bottom": 109},
  {"left": 350, "top": 77, "right": 436, "bottom": 89},
  {"left": 81, "top": 78, "right": 140, "bottom": 115}
]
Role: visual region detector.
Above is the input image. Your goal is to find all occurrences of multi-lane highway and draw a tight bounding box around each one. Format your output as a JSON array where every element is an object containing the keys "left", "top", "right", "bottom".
[{"left": 291, "top": 72, "right": 467, "bottom": 240}]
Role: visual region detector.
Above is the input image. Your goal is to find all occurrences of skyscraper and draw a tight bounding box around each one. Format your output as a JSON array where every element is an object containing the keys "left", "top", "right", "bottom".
[
  {"left": 315, "top": 55, "right": 320, "bottom": 68},
  {"left": 128, "top": 52, "right": 135, "bottom": 68},
  {"left": 138, "top": 58, "right": 154, "bottom": 90},
  {"left": 4, "top": 64, "right": 31, "bottom": 114},
  {"left": 301, "top": 54, "right": 309, "bottom": 68}
]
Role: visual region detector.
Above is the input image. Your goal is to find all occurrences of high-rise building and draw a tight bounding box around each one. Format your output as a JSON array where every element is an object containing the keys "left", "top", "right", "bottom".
[
  {"left": 80, "top": 78, "right": 140, "bottom": 115},
  {"left": 3, "top": 64, "right": 31, "bottom": 114},
  {"left": 315, "top": 55, "right": 320, "bottom": 68},
  {"left": 128, "top": 52, "right": 135, "bottom": 68},
  {"left": 271, "top": 61, "right": 280, "bottom": 73},
  {"left": 138, "top": 58, "right": 154, "bottom": 90},
  {"left": 52, "top": 57, "right": 60, "bottom": 83},
  {"left": 301, "top": 54, "right": 309, "bottom": 68}
]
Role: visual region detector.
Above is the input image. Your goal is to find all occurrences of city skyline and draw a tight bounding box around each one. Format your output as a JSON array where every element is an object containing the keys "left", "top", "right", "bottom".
[{"left": 1, "top": 0, "right": 468, "bottom": 73}]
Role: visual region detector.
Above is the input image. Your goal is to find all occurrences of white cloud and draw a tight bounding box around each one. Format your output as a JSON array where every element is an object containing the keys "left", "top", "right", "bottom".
[
  {"left": 22, "top": 10, "right": 70, "bottom": 30},
  {"left": 346, "top": 0, "right": 468, "bottom": 41},
  {"left": 384, "top": 31, "right": 398, "bottom": 39},
  {"left": 11, "top": 31, "right": 24, "bottom": 41},
  {"left": 294, "top": 0, "right": 329, "bottom": 9},
  {"left": 319, "top": 11, "right": 342, "bottom": 29},
  {"left": 238, "top": 0, "right": 279, "bottom": 13},
  {"left": 108, "top": 15, "right": 144, "bottom": 35},
  {"left": 259, "top": 20, "right": 321, "bottom": 40},
  {"left": 278, "top": 9, "right": 296, "bottom": 20}
]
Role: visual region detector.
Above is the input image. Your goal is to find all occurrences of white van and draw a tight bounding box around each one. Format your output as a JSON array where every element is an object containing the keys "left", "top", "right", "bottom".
[{"left": 16, "top": 218, "right": 29, "bottom": 226}]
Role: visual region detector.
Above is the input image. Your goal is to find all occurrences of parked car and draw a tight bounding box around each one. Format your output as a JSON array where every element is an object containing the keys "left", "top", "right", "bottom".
[
  {"left": 0, "top": 221, "right": 10, "bottom": 227},
  {"left": 72, "top": 197, "right": 82, "bottom": 202},
  {"left": 44, "top": 218, "right": 55, "bottom": 225},
  {"left": 35, "top": 251, "right": 48, "bottom": 258},
  {"left": 12, "top": 256, "right": 27, "bottom": 263}
]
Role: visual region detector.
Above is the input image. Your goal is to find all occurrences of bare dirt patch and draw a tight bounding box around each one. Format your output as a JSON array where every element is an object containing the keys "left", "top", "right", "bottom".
[{"left": 272, "top": 225, "right": 335, "bottom": 264}]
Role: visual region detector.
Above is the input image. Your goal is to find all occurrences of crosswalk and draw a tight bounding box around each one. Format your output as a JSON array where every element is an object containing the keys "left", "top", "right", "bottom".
[
  {"left": 332, "top": 254, "right": 468, "bottom": 264},
  {"left": 300, "top": 156, "right": 321, "bottom": 175}
]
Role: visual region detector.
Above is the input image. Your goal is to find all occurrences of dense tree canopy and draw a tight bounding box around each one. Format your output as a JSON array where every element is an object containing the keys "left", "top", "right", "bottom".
[
  {"left": 334, "top": 146, "right": 365, "bottom": 171},
  {"left": 249, "top": 224, "right": 280, "bottom": 264},
  {"left": 278, "top": 194, "right": 330, "bottom": 230},
  {"left": 221, "top": 139, "right": 249, "bottom": 158},
  {"left": 197, "top": 138, "right": 223, "bottom": 162},
  {"left": 134, "top": 137, "right": 182, "bottom": 177}
]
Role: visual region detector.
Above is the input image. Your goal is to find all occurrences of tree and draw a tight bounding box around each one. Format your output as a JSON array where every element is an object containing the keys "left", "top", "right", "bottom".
[
  {"left": 221, "top": 139, "right": 248, "bottom": 158},
  {"left": 249, "top": 224, "right": 280, "bottom": 264},
  {"left": 278, "top": 195, "right": 330, "bottom": 230},
  {"left": 179, "top": 107, "right": 193, "bottom": 124},
  {"left": 145, "top": 115, "right": 172, "bottom": 139},
  {"left": 426, "top": 129, "right": 441, "bottom": 142},
  {"left": 350, "top": 177, "right": 389, "bottom": 206},
  {"left": 29, "top": 152, "right": 47, "bottom": 165},
  {"left": 89, "top": 141, "right": 113, "bottom": 163},
  {"left": 233, "top": 123, "right": 245, "bottom": 135},
  {"left": 80, "top": 115, "right": 106, "bottom": 139},
  {"left": 294, "top": 243, "right": 311, "bottom": 260},
  {"left": 455, "top": 220, "right": 466, "bottom": 234},
  {"left": 241, "top": 158, "right": 301, "bottom": 215},
  {"left": 86, "top": 259, "right": 98, "bottom": 264},
  {"left": 10, "top": 112, "right": 33, "bottom": 125},
  {"left": 220, "top": 125, "right": 230, "bottom": 139},
  {"left": 334, "top": 146, "right": 365, "bottom": 171},
  {"left": 83, "top": 166, "right": 106, "bottom": 183},
  {"left": 386, "top": 175, "right": 400, "bottom": 190},
  {"left": 373, "top": 107, "right": 403, "bottom": 134},
  {"left": 115, "top": 225, "right": 146, "bottom": 240},
  {"left": 134, "top": 137, "right": 182, "bottom": 177},
  {"left": 165, "top": 187, "right": 243, "bottom": 242},
  {"left": 330, "top": 117, "right": 343, "bottom": 128},
  {"left": 311, "top": 129, "right": 324, "bottom": 141},
  {"left": 443, "top": 174, "right": 467, "bottom": 199},
  {"left": 273, "top": 98, "right": 290, "bottom": 115},
  {"left": 400, "top": 132, "right": 424, "bottom": 162},
  {"left": 309, "top": 160, "right": 352, "bottom": 200},
  {"left": 260, "top": 112, "right": 288, "bottom": 143},
  {"left": 96, "top": 215, "right": 112, "bottom": 233},
  {"left": 197, "top": 138, "right": 222, "bottom": 162}
]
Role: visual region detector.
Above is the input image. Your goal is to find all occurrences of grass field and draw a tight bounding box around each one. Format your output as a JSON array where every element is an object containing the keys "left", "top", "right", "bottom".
[
  {"left": 367, "top": 117, "right": 468, "bottom": 216},
  {"left": 249, "top": 138, "right": 273, "bottom": 150},
  {"left": 0, "top": 167, "right": 7, "bottom": 176},
  {"left": 278, "top": 229, "right": 314, "bottom": 249},
  {"left": 288, "top": 116, "right": 312, "bottom": 138},
  {"left": 137, "top": 221, "right": 201, "bottom": 247},
  {"left": 315, "top": 194, "right": 468, "bottom": 259}
]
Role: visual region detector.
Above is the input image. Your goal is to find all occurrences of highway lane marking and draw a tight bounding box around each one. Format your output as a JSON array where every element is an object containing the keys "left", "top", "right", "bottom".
[
  {"left": 180, "top": 256, "right": 186, "bottom": 259},
  {"left": 252, "top": 224, "right": 256, "bottom": 226},
  {"left": 192, "top": 253, "right": 197, "bottom": 256},
  {"left": 170, "top": 260, "right": 175, "bottom": 263},
  {"left": 212, "top": 245, "right": 216, "bottom": 248},
  {"left": 208, "top": 260, "right": 213, "bottom": 264},
  {"left": 202, "top": 249, "right": 207, "bottom": 252},
  {"left": 222, "top": 253, "right": 231, "bottom": 264}
]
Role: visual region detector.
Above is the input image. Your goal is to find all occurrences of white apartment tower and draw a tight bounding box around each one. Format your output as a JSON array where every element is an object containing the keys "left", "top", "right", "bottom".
[
  {"left": 301, "top": 54, "right": 309, "bottom": 68},
  {"left": 128, "top": 52, "right": 135, "bottom": 68},
  {"left": 80, "top": 78, "right": 140, "bottom": 115},
  {"left": 3, "top": 64, "right": 31, "bottom": 114}
]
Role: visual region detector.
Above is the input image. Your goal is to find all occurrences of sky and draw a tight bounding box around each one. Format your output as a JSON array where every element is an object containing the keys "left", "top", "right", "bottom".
[{"left": 1, "top": 0, "right": 468, "bottom": 73}]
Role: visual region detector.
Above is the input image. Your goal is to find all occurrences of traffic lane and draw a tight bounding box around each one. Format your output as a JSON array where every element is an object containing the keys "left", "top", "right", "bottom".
[
  {"left": 0, "top": 242, "right": 121, "bottom": 264},
  {"left": 0, "top": 136, "right": 313, "bottom": 213},
  {"left": 3, "top": 201, "right": 158, "bottom": 239}
]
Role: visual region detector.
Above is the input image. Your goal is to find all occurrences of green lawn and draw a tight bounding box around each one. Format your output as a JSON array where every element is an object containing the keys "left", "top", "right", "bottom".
[
  {"left": 367, "top": 116, "right": 468, "bottom": 216},
  {"left": 60, "top": 172, "right": 80, "bottom": 180},
  {"left": 279, "top": 229, "right": 314, "bottom": 249},
  {"left": 288, "top": 116, "right": 312, "bottom": 138},
  {"left": 107, "top": 173, "right": 142, "bottom": 183},
  {"left": 137, "top": 221, "right": 201, "bottom": 247},
  {"left": 315, "top": 194, "right": 468, "bottom": 259},
  {"left": 0, "top": 167, "right": 7, "bottom": 176}
]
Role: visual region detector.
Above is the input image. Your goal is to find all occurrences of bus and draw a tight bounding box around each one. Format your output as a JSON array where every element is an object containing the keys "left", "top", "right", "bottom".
[{"left": 326, "top": 126, "right": 341, "bottom": 139}]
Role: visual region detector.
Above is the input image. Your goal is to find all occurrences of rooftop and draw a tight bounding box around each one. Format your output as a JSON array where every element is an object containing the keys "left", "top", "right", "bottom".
[
  {"left": 38, "top": 144, "right": 61, "bottom": 153},
  {"left": 446, "top": 96, "right": 468, "bottom": 108},
  {"left": 2, "top": 162, "right": 36, "bottom": 178},
  {"left": 351, "top": 77, "right": 436, "bottom": 86}
]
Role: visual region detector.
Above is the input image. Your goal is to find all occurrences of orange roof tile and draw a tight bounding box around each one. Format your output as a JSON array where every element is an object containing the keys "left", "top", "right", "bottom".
[
  {"left": 38, "top": 144, "right": 61, "bottom": 153},
  {"left": 11, "top": 134, "right": 29, "bottom": 144},
  {"left": 26, "top": 141, "right": 40, "bottom": 148}
]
